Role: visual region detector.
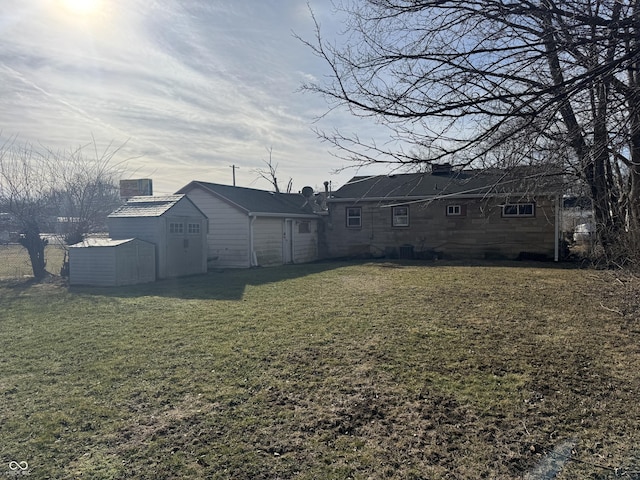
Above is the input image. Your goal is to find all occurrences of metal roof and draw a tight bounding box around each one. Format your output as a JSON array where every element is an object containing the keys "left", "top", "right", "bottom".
[
  {"left": 108, "top": 194, "right": 185, "bottom": 218},
  {"left": 178, "top": 181, "right": 317, "bottom": 217}
]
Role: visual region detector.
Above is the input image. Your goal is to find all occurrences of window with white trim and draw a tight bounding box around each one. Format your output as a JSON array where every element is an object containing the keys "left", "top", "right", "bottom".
[
  {"left": 187, "top": 223, "right": 201, "bottom": 234},
  {"left": 392, "top": 206, "right": 409, "bottom": 227},
  {"left": 346, "top": 207, "right": 362, "bottom": 228},
  {"left": 502, "top": 203, "right": 535, "bottom": 217},
  {"left": 446, "top": 205, "right": 462, "bottom": 216},
  {"left": 169, "top": 222, "right": 184, "bottom": 234}
]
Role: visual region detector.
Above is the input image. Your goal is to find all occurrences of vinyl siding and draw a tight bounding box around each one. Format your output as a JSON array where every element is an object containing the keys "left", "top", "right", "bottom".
[
  {"left": 69, "top": 240, "right": 156, "bottom": 286},
  {"left": 69, "top": 248, "right": 116, "bottom": 286},
  {"left": 185, "top": 188, "right": 251, "bottom": 268}
]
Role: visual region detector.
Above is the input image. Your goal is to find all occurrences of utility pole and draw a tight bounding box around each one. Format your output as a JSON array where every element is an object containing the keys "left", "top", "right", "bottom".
[{"left": 230, "top": 165, "right": 239, "bottom": 186}]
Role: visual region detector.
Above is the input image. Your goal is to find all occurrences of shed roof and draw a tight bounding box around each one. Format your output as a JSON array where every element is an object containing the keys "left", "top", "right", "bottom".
[
  {"left": 331, "top": 169, "right": 563, "bottom": 201},
  {"left": 69, "top": 238, "right": 145, "bottom": 248},
  {"left": 108, "top": 194, "right": 188, "bottom": 218},
  {"left": 178, "top": 181, "right": 318, "bottom": 217}
]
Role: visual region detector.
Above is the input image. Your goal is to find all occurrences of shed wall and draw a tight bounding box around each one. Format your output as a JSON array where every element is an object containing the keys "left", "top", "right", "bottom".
[
  {"left": 69, "top": 240, "right": 156, "bottom": 286},
  {"left": 69, "top": 248, "right": 116, "bottom": 286}
]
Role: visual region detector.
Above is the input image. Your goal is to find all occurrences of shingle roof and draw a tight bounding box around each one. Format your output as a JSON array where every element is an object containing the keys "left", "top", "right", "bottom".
[
  {"left": 178, "top": 182, "right": 317, "bottom": 217},
  {"left": 108, "top": 195, "right": 185, "bottom": 218},
  {"left": 331, "top": 169, "right": 563, "bottom": 201}
]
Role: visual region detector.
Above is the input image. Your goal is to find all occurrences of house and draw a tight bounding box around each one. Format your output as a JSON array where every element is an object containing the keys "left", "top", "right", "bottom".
[
  {"left": 107, "top": 194, "right": 208, "bottom": 278},
  {"left": 68, "top": 238, "right": 156, "bottom": 286},
  {"left": 176, "top": 181, "right": 321, "bottom": 268},
  {"left": 325, "top": 167, "right": 562, "bottom": 261}
]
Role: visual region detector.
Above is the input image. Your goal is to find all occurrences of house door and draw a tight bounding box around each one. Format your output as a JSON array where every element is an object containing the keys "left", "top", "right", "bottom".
[{"left": 283, "top": 219, "right": 293, "bottom": 264}]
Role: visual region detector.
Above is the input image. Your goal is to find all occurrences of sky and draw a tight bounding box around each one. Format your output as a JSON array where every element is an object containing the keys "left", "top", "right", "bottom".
[{"left": 0, "top": 0, "right": 393, "bottom": 195}]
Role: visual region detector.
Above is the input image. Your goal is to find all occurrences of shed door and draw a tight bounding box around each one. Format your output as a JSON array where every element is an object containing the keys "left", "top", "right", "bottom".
[
  {"left": 283, "top": 219, "right": 293, "bottom": 264},
  {"left": 166, "top": 218, "right": 203, "bottom": 277}
]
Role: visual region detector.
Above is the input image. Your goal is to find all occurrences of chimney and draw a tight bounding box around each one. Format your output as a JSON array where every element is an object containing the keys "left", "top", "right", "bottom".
[{"left": 431, "top": 163, "right": 453, "bottom": 175}]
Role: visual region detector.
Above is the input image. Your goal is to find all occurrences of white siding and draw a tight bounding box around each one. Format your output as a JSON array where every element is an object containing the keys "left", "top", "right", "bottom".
[
  {"left": 253, "top": 217, "right": 284, "bottom": 266},
  {"left": 185, "top": 188, "right": 251, "bottom": 268},
  {"left": 293, "top": 219, "right": 319, "bottom": 264},
  {"left": 70, "top": 248, "right": 116, "bottom": 286},
  {"left": 69, "top": 240, "right": 156, "bottom": 286}
]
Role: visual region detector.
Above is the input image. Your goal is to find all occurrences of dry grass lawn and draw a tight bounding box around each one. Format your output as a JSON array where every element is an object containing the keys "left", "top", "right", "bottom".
[{"left": 0, "top": 260, "right": 639, "bottom": 479}]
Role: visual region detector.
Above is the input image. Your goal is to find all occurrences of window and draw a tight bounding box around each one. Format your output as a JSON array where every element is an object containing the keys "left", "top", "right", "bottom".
[
  {"left": 187, "top": 223, "right": 200, "bottom": 234},
  {"left": 298, "top": 221, "right": 311, "bottom": 234},
  {"left": 502, "top": 203, "right": 535, "bottom": 217},
  {"left": 346, "top": 207, "right": 362, "bottom": 228},
  {"left": 392, "top": 206, "right": 409, "bottom": 227},
  {"left": 447, "top": 205, "right": 463, "bottom": 216},
  {"left": 169, "top": 222, "right": 184, "bottom": 234}
]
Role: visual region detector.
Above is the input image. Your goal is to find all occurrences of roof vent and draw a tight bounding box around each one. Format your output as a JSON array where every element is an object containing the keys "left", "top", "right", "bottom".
[{"left": 431, "top": 163, "right": 453, "bottom": 175}]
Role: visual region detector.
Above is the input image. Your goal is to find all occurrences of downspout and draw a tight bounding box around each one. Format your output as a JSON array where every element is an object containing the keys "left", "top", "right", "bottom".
[
  {"left": 249, "top": 215, "right": 258, "bottom": 267},
  {"left": 554, "top": 195, "right": 560, "bottom": 262}
]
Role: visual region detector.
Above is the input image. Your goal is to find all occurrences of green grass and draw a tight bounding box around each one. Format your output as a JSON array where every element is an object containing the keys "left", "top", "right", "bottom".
[{"left": 1, "top": 261, "right": 639, "bottom": 479}]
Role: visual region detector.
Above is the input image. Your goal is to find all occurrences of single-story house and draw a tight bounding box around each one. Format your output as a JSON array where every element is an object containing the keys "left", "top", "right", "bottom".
[
  {"left": 325, "top": 166, "right": 563, "bottom": 261},
  {"left": 107, "top": 194, "right": 208, "bottom": 278},
  {"left": 68, "top": 238, "right": 156, "bottom": 286},
  {"left": 176, "top": 181, "right": 322, "bottom": 268}
]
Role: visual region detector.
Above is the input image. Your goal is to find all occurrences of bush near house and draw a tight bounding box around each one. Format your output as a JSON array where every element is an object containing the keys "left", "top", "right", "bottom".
[{"left": 1, "top": 261, "right": 638, "bottom": 479}]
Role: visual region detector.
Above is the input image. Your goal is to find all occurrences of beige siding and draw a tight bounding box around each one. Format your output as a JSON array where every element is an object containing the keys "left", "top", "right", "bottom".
[
  {"left": 185, "top": 188, "right": 251, "bottom": 268},
  {"left": 326, "top": 197, "right": 557, "bottom": 260},
  {"left": 253, "top": 217, "right": 284, "bottom": 266}
]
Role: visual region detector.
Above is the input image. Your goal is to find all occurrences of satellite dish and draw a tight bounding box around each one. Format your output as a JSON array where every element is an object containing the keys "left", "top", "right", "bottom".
[{"left": 301, "top": 186, "right": 314, "bottom": 198}]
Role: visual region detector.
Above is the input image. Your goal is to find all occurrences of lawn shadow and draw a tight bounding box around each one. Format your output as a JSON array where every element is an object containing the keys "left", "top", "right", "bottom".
[{"left": 68, "top": 260, "right": 352, "bottom": 300}]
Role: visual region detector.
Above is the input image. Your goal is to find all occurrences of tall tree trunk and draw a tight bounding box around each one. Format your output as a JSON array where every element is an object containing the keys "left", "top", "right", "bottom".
[{"left": 18, "top": 222, "right": 47, "bottom": 279}]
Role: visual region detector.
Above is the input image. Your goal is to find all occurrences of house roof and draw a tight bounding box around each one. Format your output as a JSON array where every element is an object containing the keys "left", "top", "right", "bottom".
[
  {"left": 108, "top": 194, "right": 188, "bottom": 218},
  {"left": 331, "top": 169, "right": 563, "bottom": 201},
  {"left": 177, "top": 181, "right": 318, "bottom": 217}
]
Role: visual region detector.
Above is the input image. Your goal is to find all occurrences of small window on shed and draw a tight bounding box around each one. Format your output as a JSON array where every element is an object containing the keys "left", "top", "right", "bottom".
[
  {"left": 169, "top": 222, "right": 184, "bottom": 234},
  {"left": 298, "top": 221, "right": 311, "bottom": 234},
  {"left": 187, "top": 223, "right": 200, "bottom": 234}
]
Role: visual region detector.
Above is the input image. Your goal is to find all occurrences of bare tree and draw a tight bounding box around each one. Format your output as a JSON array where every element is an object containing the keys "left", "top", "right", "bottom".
[
  {"left": 253, "top": 147, "right": 293, "bottom": 193},
  {"left": 301, "top": 0, "right": 640, "bottom": 262},
  {"left": 0, "top": 138, "right": 124, "bottom": 279}
]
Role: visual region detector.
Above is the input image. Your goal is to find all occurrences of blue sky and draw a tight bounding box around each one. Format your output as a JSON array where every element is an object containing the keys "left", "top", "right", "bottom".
[{"left": 1, "top": 0, "right": 390, "bottom": 194}]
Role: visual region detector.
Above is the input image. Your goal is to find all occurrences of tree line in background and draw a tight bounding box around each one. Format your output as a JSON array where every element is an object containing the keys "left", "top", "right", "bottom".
[
  {"left": 0, "top": 139, "right": 123, "bottom": 279},
  {"left": 302, "top": 0, "right": 640, "bottom": 265}
]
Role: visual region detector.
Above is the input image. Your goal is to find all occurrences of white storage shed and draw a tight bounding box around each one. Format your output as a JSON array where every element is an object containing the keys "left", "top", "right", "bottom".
[
  {"left": 107, "top": 195, "right": 208, "bottom": 279},
  {"left": 69, "top": 238, "right": 156, "bottom": 286}
]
